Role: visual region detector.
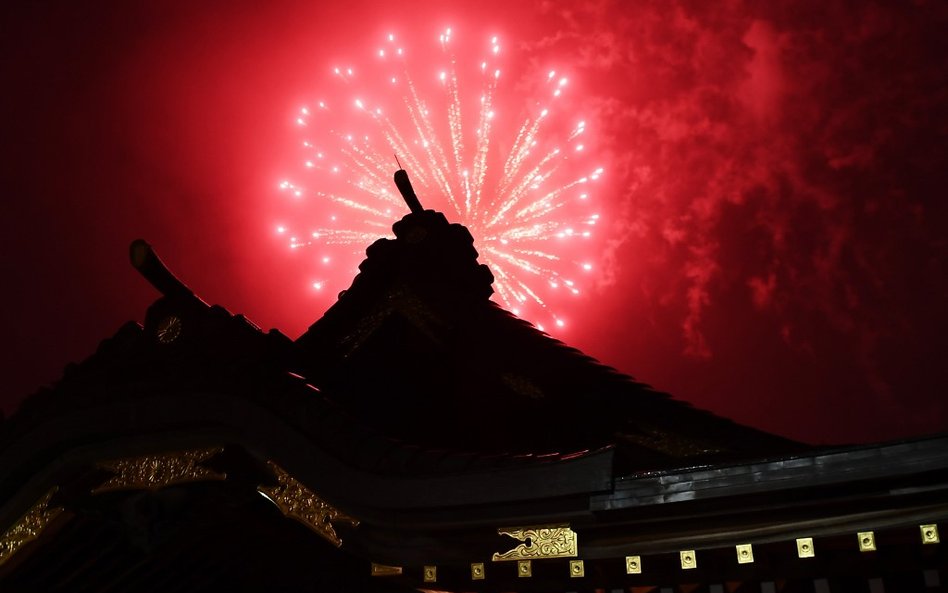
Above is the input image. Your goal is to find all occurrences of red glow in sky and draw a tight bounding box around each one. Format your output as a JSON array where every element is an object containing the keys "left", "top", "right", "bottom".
[{"left": 2, "top": 0, "right": 947, "bottom": 445}]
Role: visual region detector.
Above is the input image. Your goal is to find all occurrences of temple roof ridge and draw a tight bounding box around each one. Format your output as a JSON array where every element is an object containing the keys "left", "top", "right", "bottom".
[{"left": 291, "top": 197, "right": 806, "bottom": 468}]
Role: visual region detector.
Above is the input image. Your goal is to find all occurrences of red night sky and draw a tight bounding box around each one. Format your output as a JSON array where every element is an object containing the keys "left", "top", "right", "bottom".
[{"left": 2, "top": 0, "right": 947, "bottom": 446}]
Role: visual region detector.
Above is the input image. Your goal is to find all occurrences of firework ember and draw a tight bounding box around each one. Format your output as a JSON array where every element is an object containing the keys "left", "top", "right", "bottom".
[{"left": 276, "top": 28, "right": 605, "bottom": 333}]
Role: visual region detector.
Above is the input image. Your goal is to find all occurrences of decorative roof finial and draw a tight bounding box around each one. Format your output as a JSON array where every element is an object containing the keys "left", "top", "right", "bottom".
[{"left": 393, "top": 155, "right": 424, "bottom": 214}]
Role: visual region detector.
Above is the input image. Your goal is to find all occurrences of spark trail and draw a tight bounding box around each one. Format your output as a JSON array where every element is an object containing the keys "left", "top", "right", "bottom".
[{"left": 277, "top": 28, "right": 604, "bottom": 333}]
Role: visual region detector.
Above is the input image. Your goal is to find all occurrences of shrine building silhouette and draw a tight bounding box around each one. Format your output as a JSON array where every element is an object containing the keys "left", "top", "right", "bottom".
[{"left": 0, "top": 171, "right": 946, "bottom": 592}]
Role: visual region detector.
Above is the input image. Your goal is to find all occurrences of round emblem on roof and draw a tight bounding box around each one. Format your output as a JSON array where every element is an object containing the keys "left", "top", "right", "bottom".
[{"left": 156, "top": 315, "right": 182, "bottom": 344}]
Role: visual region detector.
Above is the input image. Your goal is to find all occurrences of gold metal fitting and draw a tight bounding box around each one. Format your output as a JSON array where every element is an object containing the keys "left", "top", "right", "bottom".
[
  {"left": 517, "top": 559, "right": 532, "bottom": 577},
  {"left": 423, "top": 566, "right": 437, "bottom": 583},
  {"left": 680, "top": 550, "right": 696, "bottom": 569},
  {"left": 736, "top": 543, "right": 754, "bottom": 564},
  {"left": 921, "top": 524, "right": 940, "bottom": 544},
  {"left": 471, "top": 562, "right": 485, "bottom": 580},
  {"left": 796, "top": 537, "right": 815, "bottom": 558},
  {"left": 371, "top": 563, "right": 403, "bottom": 576},
  {"left": 625, "top": 555, "right": 641, "bottom": 574},
  {"left": 857, "top": 531, "right": 876, "bottom": 552},
  {"left": 569, "top": 559, "right": 584, "bottom": 578}
]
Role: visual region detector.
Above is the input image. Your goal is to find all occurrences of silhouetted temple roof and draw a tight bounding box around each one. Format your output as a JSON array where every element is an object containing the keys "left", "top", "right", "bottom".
[
  {"left": 294, "top": 208, "right": 803, "bottom": 470},
  {"left": 1, "top": 205, "right": 946, "bottom": 592}
]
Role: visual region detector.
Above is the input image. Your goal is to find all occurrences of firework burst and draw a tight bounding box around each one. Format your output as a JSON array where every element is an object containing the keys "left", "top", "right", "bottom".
[{"left": 276, "top": 28, "right": 604, "bottom": 332}]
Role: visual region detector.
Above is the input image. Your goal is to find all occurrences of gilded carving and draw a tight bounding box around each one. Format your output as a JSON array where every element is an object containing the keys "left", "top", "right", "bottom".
[
  {"left": 618, "top": 428, "right": 722, "bottom": 458},
  {"left": 491, "top": 524, "right": 577, "bottom": 561},
  {"left": 257, "top": 461, "right": 359, "bottom": 547},
  {"left": 0, "top": 488, "right": 64, "bottom": 567},
  {"left": 93, "top": 447, "right": 225, "bottom": 494},
  {"left": 155, "top": 315, "right": 183, "bottom": 344},
  {"left": 340, "top": 288, "right": 446, "bottom": 357}
]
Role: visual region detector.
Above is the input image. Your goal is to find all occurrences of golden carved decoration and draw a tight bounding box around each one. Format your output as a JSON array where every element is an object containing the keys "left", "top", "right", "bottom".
[
  {"left": 500, "top": 372, "right": 545, "bottom": 399},
  {"left": 680, "top": 550, "right": 696, "bottom": 569},
  {"left": 569, "top": 559, "right": 584, "bottom": 578},
  {"left": 491, "top": 524, "right": 578, "bottom": 561},
  {"left": 340, "top": 287, "right": 446, "bottom": 358},
  {"left": 625, "top": 555, "right": 641, "bottom": 574},
  {"left": 423, "top": 565, "right": 437, "bottom": 582},
  {"left": 156, "top": 315, "right": 183, "bottom": 344},
  {"left": 617, "top": 428, "right": 722, "bottom": 458},
  {"left": 796, "top": 537, "right": 815, "bottom": 558},
  {"left": 921, "top": 524, "right": 940, "bottom": 544},
  {"left": 371, "top": 563, "right": 403, "bottom": 576},
  {"left": 471, "top": 562, "right": 485, "bottom": 580},
  {"left": 736, "top": 543, "right": 754, "bottom": 564},
  {"left": 0, "top": 488, "right": 64, "bottom": 567},
  {"left": 257, "top": 461, "right": 359, "bottom": 548},
  {"left": 93, "top": 447, "right": 225, "bottom": 494},
  {"left": 857, "top": 531, "right": 876, "bottom": 552}
]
